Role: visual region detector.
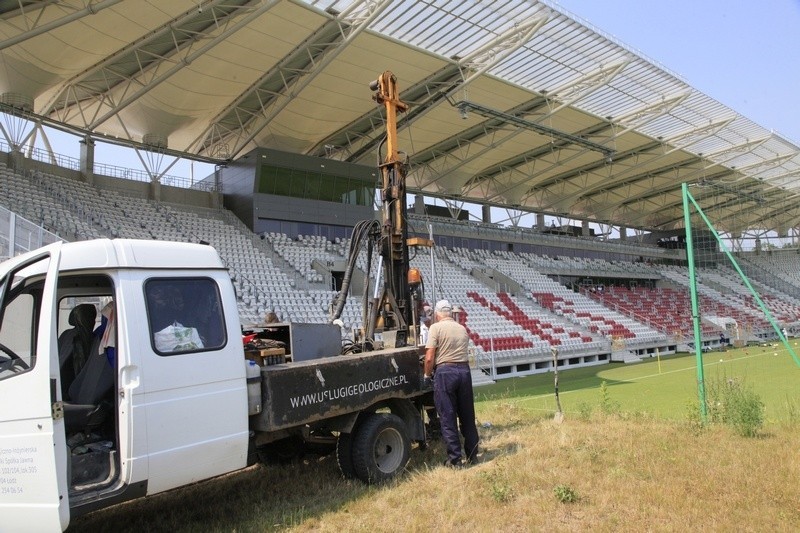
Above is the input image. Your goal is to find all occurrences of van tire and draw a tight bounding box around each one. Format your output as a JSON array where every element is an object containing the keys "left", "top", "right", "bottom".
[
  {"left": 336, "top": 432, "right": 356, "bottom": 479},
  {"left": 351, "top": 413, "right": 409, "bottom": 484}
]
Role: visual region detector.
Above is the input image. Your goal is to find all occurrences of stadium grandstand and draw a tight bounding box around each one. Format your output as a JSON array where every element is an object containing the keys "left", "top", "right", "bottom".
[{"left": 2, "top": 0, "right": 800, "bottom": 382}]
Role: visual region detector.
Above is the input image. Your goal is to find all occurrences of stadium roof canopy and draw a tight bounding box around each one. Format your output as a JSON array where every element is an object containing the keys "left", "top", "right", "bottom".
[{"left": 2, "top": 0, "right": 800, "bottom": 235}]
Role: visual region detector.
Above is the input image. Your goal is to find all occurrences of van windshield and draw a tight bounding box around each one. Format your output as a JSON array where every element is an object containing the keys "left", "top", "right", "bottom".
[
  {"left": 0, "top": 274, "right": 41, "bottom": 382},
  {"left": 0, "top": 341, "right": 29, "bottom": 375}
]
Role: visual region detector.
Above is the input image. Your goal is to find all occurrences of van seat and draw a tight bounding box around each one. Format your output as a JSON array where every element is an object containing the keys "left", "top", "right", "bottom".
[{"left": 63, "top": 337, "right": 114, "bottom": 435}]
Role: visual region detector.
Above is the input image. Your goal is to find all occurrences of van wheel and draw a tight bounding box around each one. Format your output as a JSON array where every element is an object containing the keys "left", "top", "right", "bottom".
[
  {"left": 351, "top": 413, "right": 409, "bottom": 484},
  {"left": 336, "top": 433, "right": 356, "bottom": 479}
]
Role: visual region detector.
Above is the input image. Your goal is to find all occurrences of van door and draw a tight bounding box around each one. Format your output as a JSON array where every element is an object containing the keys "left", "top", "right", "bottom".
[
  {"left": 0, "top": 243, "right": 67, "bottom": 532},
  {"left": 139, "top": 275, "right": 248, "bottom": 494}
]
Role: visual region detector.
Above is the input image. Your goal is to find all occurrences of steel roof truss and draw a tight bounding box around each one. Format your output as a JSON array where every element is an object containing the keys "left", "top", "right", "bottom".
[
  {"left": 308, "top": 65, "right": 464, "bottom": 160},
  {"left": 520, "top": 139, "right": 662, "bottom": 202},
  {"left": 0, "top": 0, "right": 124, "bottom": 51},
  {"left": 458, "top": 13, "right": 550, "bottom": 84},
  {"left": 475, "top": 120, "right": 612, "bottom": 184},
  {"left": 567, "top": 157, "right": 704, "bottom": 214},
  {"left": 347, "top": 11, "right": 552, "bottom": 164},
  {"left": 526, "top": 142, "right": 668, "bottom": 208},
  {"left": 455, "top": 100, "right": 613, "bottom": 156},
  {"left": 86, "top": 1, "right": 278, "bottom": 131},
  {"left": 411, "top": 99, "right": 558, "bottom": 190},
  {"left": 0, "top": 1, "right": 58, "bottom": 21},
  {"left": 199, "top": 0, "right": 394, "bottom": 159},
  {"left": 735, "top": 152, "right": 796, "bottom": 176},
  {"left": 631, "top": 181, "right": 777, "bottom": 229},
  {"left": 411, "top": 126, "right": 505, "bottom": 190},
  {"left": 621, "top": 169, "right": 735, "bottom": 207},
  {"left": 546, "top": 59, "right": 630, "bottom": 114},
  {"left": 701, "top": 136, "right": 771, "bottom": 167},
  {"left": 765, "top": 172, "right": 800, "bottom": 188},
  {"left": 611, "top": 92, "right": 690, "bottom": 138},
  {"left": 664, "top": 117, "right": 736, "bottom": 154},
  {"left": 42, "top": 0, "right": 251, "bottom": 120}
]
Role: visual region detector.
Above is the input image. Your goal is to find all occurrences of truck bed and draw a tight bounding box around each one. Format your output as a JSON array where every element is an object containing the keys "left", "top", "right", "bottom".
[{"left": 253, "top": 346, "right": 425, "bottom": 432}]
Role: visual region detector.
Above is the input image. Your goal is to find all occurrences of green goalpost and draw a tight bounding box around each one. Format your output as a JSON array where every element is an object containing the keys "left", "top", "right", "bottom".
[{"left": 682, "top": 182, "right": 800, "bottom": 422}]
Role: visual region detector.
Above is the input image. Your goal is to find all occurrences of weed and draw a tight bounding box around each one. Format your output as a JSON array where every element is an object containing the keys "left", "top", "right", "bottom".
[
  {"left": 480, "top": 462, "right": 515, "bottom": 503},
  {"left": 277, "top": 506, "right": 308, "bottom": 527},
  {"left": 784, "top": 395, "right": 799, "bottom": 428},
  {"left": 684, "top": 400, "right": 706, "bottom": 436},
  {"left": 488, "top": 478, "right": 514, "bottom": 503},
  {"left": 725, "top": 385, "right": 764, "bottom": 438},
  {"left": 576, "top": 401, "right": 593, "bottom": 421},
  {"left": 553, "top": 484, "right": 579, "bottom": 503},
  {"left": 599, "top": 381, "right": 619, "bottom": 415},
  {"left": 705, "top": 376, "right": 765, "bottom": 437},
  {"left": 576, "top": 439, "right": 602, "bottom": 462}
]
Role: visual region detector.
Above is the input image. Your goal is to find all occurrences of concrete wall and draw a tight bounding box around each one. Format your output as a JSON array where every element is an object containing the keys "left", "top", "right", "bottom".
[{"left": 218, "top": 154, "right": 258, "bottom": 227}]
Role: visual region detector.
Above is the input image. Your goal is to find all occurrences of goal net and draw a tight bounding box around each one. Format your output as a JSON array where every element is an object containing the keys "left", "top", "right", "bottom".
[{"left": 681, "top": 181, "right": 800, "bottom": 423}]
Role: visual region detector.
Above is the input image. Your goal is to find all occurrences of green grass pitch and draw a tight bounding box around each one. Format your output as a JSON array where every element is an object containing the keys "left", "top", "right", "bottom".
[{"left": 475, "top": 342, "right": 800, "bottom": 422}]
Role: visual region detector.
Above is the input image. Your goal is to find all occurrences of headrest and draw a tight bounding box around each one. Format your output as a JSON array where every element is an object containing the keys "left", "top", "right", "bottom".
[{"left": 71, "top": 304, "right": 97, "bottom": 331}]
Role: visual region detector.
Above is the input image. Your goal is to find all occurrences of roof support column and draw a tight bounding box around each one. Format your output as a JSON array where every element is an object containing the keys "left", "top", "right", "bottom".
[
  {"left": 482, "top": 204, "right": 492, "bottom": 224},
  {"left": 150, "top": 180, "right": 161, "bottom": 202},
  {"left": 7, "top": 147, "right": 24, "bottom": 173},
  {"left": 414, "top": 194, "right": 425, "bottom": 215},
  {"left": 211, "top": 166, "right": 223, "bottom": 209},
  {"left": 738, "top": 233, "right": 748, "bottom": 254},
  {"left": 582, "top": 220, "right": 590, "bottom": 237},
  {"left": 619, "top": 226, "right": 627, "bottom": 241},
  {"left": 536, "top": 213, "right": 545, "bottom": 230},
  {"left": 80, "top": 135, "right": 95, "bottom": 185}
]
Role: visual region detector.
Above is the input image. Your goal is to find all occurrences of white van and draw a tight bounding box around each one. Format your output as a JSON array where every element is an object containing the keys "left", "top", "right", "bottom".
[{"left": 0, "top": 239, "right": 427, "bottom": 532}]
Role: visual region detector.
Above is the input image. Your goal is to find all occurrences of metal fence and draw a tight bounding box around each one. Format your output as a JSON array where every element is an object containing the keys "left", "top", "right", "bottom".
[
  {"left": 0, "top": 140, "right": 216, "bottom": 192},
  {"left": 0, "top": 205, "right": 61, "bottom": 261}
]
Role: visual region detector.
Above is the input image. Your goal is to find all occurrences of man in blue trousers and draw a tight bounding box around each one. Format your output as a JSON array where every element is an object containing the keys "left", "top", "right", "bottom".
[{"left": 423, "top": 299, "right": 479, "bottom": 467}]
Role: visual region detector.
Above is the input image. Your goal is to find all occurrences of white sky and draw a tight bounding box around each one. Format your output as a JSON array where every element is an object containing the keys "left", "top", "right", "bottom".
[{"left": 553, "top": 0, "right": 800, "bottom": 145}]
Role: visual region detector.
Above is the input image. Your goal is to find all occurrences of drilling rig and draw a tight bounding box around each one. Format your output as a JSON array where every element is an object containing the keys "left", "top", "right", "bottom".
[{"left": 330, "top": 71, "right": 430, "bottom": 350}]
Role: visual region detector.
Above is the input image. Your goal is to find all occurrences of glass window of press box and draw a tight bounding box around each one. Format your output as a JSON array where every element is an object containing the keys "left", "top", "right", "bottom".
[{"left": 258, "top": 165, "right": 373, "bottom": 206}]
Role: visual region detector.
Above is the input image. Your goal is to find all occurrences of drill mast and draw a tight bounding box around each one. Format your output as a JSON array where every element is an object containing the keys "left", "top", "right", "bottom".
[{"left": 369, "top": 71, "right": 413, "bottom": 347}]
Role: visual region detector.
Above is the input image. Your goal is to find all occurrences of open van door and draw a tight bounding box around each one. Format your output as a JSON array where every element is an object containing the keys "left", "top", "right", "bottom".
[{"left": 0, "top": 242, "right": 68, "bottom": 532}]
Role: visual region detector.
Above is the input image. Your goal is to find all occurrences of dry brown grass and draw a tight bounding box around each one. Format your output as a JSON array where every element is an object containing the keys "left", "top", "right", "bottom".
[{"left": 71, "top": 406, "right": 800, "bottom": 532}]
